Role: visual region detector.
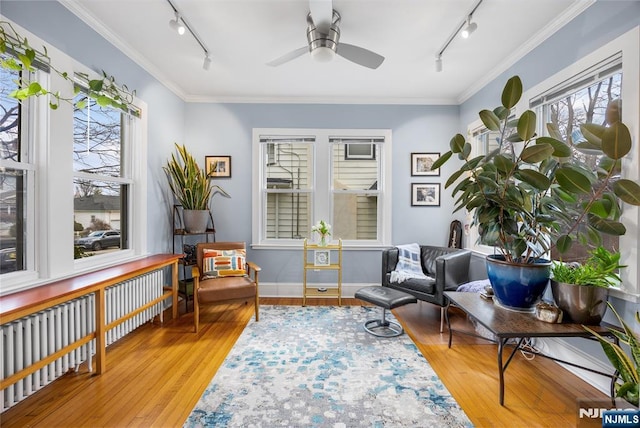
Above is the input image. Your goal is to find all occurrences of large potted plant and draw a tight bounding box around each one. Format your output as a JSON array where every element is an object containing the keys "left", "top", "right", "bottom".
[
  {"left": 432, "top": 75, "right": 640, "bottom": 312},
  {"left": 164, "top": 143, "right": 229, "bottom": 233},
  {"left": 550, "top": 247, "right": 625, "bottom": 324}
]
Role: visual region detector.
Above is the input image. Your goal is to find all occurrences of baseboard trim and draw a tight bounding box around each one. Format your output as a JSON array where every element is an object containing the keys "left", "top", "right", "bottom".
[
  {"left": 535, "top": 337, "right": 614, "bottom": 396},
  {"left": 260, "top": 282, "right": 376, "bottom": 298}
]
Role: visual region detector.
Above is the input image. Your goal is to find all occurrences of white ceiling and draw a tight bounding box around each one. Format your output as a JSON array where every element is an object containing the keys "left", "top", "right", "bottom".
[{"left": 62, "top": 0, "right": 592, "bottom": 105}]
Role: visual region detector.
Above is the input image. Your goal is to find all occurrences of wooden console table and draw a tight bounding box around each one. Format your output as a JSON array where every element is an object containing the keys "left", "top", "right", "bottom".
[{"left": 444, "top": 291, "right": 620, "bottom": 406}]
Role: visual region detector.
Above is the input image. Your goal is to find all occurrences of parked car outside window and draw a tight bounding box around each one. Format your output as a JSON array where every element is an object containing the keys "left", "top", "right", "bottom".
[{"left": 74, "top": 230, "right": 121, "bottom": 251}]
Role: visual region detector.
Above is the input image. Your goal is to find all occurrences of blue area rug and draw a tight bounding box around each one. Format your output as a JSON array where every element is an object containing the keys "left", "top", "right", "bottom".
[{"left": 185, "top": 305, "right": 472, "bottom": 427}]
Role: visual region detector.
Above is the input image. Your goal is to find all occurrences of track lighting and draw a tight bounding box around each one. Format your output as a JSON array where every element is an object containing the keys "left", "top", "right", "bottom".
[
  {"left": 461, "top": 16, "right": 477, "bottom": 39},
  {"left": 435, "top": 54, "right": 442, "bottom": 72},
  {"left": 169, "top": 12, "right": 185, "bottom": 35},
  {"left": 203, "top": 53, "right": 212, "bottom": 70},
  {"left": 166, "top": 0, "right": 212, "bottom": 71},
  {"left": 434, "top": 0, "right": 483, "bottom": 73}
]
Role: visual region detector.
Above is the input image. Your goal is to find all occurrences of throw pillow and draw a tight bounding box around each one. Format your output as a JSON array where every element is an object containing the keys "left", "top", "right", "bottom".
[{"left": 202, "top": 249, "right": 247, "bottom": 279}]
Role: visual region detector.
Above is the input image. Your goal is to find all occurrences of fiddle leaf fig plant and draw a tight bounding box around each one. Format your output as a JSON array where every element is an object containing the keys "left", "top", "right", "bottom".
[
  {"left": 1, "top": 20, "right": 135, "bottom": 112},
  {"left": 432, "top": 75, "right": 640, "bottom": 264}
]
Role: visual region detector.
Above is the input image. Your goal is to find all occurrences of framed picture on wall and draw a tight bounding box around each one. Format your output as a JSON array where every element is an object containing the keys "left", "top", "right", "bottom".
[
  {"left": 411, "top": 152, "right": 440, "bottom": 176},
  {"left": 205, "top": 155, "right": 231, "bottom": 178},
  {"left": 411, "top": 183, "right": 440, "bottom": 206}
]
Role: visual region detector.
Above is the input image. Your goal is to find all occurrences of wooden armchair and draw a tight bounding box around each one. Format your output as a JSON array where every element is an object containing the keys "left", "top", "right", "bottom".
[{"left": 192, "top": 242, "right": 260, "bottom": 333}]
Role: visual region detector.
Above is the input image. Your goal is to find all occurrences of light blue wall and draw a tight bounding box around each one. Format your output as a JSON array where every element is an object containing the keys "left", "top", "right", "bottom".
[{"left": 184, "top": 103, "right": 459, "bottom": 284}]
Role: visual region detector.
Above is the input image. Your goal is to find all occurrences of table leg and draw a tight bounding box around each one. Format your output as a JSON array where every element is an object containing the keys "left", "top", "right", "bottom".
[
  {"left": 445, "top": 303, "right": 453, "bottom": 348},
  {"left": 498, "top": 338, "right": 505, "bottom": 406}
]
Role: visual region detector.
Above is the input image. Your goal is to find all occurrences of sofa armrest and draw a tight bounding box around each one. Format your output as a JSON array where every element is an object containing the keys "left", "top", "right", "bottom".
[
  {"left": 432, "top": 249, "right": 472, "bottom": 303},
  {"left": 381, "top": 247, "right": 400, "bottom": 286}
]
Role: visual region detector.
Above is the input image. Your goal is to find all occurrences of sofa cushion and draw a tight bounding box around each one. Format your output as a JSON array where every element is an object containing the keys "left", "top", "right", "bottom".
[{"left": 387, "top": 275, "right": 436, "bottom": 295}]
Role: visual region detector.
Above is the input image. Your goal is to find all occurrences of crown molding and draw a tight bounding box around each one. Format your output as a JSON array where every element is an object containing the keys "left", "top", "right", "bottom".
[
  {"left": 59, "top": 0, "right": 188, "bottom": 101},
  {"left": 456, "top": 0, "right": 596, "bottom": 104},
  {"left": 184, "top": 94, "right": 459, "bottom": 105}
]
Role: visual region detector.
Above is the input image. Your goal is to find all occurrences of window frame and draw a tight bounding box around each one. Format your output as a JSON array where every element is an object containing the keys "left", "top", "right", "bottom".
[
  {"left": 252, "top": 128, "right": 392, "bottom": 249},
  {"left": 0, "top": 19, "right": 148, "bottom": 295}
]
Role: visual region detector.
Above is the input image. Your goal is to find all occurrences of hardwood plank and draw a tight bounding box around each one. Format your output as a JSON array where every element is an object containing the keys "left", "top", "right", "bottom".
[{"left": 1, "top": 298, "right": 609, "bottom": 427}]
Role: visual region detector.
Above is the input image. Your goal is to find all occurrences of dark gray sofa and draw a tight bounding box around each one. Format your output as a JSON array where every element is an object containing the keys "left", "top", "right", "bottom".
[{"left": 382, "top": 245, "right": 472, "bottom": 331}]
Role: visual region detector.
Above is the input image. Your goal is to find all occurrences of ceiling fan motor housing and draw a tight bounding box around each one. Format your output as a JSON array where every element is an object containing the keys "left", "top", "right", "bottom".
[{"left": 306, "top": 10, "right": 341, "bottom": 55}]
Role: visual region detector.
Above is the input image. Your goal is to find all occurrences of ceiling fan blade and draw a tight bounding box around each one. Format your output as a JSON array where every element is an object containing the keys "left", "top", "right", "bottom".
[
  {"left": 336, "top": 43, "right": 385, "bottom": 69},
  {"left": 266, "top": 46, "right": 308, "bottom": 67},
  {"left": 309, "top": 0, "right": 333, "bottom": 33}
]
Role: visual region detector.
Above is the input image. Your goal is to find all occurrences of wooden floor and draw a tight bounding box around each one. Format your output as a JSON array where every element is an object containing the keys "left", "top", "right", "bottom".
[{"left": 1, "top": 297, "right": 608, "bottom": 427}]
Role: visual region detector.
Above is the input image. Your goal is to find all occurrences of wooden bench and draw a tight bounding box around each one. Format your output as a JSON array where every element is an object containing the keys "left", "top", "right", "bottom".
[{"left": 0, "top": 254, "right": 182, "bottom": 390}]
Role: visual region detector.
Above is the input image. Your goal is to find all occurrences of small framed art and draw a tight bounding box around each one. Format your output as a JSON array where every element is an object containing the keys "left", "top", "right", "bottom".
[
  {"left": 205, "top": 156, "right": 231, "bottom": 178},
  {"left": 314, "top": 250, "right": 330, "bottom": 266},
  {"left": 411, "top": 183, "right": 440, "bottom": 207},
  {"left": 411, "top": 152, "right": 440, "bottom": 176}
]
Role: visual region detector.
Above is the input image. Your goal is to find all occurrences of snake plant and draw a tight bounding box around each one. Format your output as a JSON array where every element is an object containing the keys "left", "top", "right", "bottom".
[
  {"left": 584, "top": 305, "right": 640, "bottom": 406},
  {"left": 163, "top": 143, "right": 228, "bottom": 210}
]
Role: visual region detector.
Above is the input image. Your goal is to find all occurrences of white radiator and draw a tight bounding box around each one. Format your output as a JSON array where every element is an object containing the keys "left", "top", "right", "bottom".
[{"left": 1, "top": 270, "right": 164, "bottom": 412}]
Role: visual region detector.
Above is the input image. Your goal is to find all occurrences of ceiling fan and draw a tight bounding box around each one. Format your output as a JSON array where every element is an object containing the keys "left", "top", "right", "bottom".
[{"left": 266, "top": 0, "right": 385, "bottom": 69}]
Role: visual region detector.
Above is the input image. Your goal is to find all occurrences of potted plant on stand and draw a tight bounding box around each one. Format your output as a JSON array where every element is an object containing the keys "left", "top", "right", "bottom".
[
  {"left": 432, "top": 75, "right": 640, "bottom": 312},
  {"left": 164, "top": 143, "right": 229, "bottom": 233}
]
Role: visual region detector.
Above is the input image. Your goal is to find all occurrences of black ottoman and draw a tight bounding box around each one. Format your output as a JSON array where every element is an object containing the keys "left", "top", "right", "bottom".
[{"left": 355, "top": 286, "right": 417, "bottom": 337}]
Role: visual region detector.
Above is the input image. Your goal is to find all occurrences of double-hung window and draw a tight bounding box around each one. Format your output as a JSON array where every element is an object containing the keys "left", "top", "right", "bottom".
[
  {"left": 72, "top": 83, "right": 136, "bottom": 255},
  {"left": 252, "top": 128, "right": 391, "bottom": 247},
  {"left": 0, "top": 56, "right": 40, "bottom": 277}
]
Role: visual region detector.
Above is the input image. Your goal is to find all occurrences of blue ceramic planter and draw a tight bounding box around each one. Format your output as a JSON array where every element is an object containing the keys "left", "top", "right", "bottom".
[{"left": 486, "top": 254, "right": 551, "bottom": 312}]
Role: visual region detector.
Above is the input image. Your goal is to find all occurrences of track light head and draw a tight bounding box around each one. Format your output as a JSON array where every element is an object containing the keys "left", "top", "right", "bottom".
[
  {"left": 169, "top": 12, "right": 186, "bottom": 35},
  {"left": 435, "top": 55, "right": 443, "bottom": 72},
  {"left": 461, "top": 16, "right": 477, "bottom": 39},
  {"left": 203, "top": 53, "right": 212, "bottom": 70}
]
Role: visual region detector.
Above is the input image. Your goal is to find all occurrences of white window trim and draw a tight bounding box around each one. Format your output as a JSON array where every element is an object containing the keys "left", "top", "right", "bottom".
[
  {"left": 251, "top": 128, "right": 392, "bottom": 249},
  {"left": 0, "top": 18, "right": 148, "bottom": 295},
  {"left": 516, "top": 26, "right": 640, "bottom": 301}
]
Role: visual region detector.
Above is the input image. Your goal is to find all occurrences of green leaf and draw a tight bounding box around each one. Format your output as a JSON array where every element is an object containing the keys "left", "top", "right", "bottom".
[
  {"left": 613, "top": 179, "right": 640, "bottom": 205},
  {"left": 581, "top": 122, "right": 606, "bottom": 143},
  {"left": 461, "top": 142, "right": 472, "bottom": 159},
  {"left": 521, "top": 143, "right": 554, "bottom": 164},
  {"left": 602, "top": 122, "right": 632, "bottom": 160},
  {"left": 89, "top": 79, "right": 104, "bottom": 92},
  {"left": 450, "top": 134, "right": 466, "bottom": 153},
  {"left": 588, "top": 200, "right": 611, "bottom": 218},
  {"left": 516, "top": 169, "right": 551, "bottom": 190},
  {"left": 49, "top": 102, "right": 58, "bottom": 110},
  {"left": 536, "top": 137, "right": 571, "bottom": 158},
  {"left": 431, "top": 151, "right": 452, "bottom": 170},
  {"left": 546, "top": 123, "right": 564, "bottom": 141},
  {"left": 555, "top": 235, "right": 572, "bottom": 254},
  {"left": 494, "top": 154, "right": 514, "bottom": 174},
  {"left": 479, "top": 110, "right": 501, "bottom": 131},
  {"left": 493, "top": 106, "right": 509, "bottom": 120},
  {"left": 555, "top": 166, "right": 592, "bottom": 194},
  {"left": 501, "top": 76, "right": 522, "bottom": 109},
  {"left": 96, "top": 95, "right": 111, "bottom": 106},
  {"left": 588, "top": 215, "right": 626, "bottom": 235},
  {"left": 444, "top": 169, "right": 465, "bottom": 189},
  {"left": 517, "top": 110, "right": 537, "bottom": 141},
  {"left": 27, "top": 82, "right": 42, "bottom": 95}
]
